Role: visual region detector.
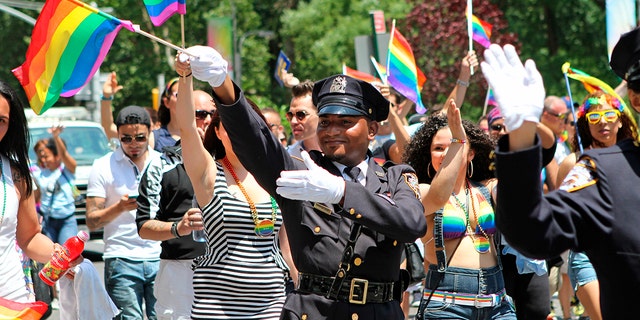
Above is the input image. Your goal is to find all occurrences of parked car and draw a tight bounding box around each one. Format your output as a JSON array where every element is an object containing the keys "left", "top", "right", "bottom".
[{"left": 28, "top": 114, "right": 111, "bottom": 239}]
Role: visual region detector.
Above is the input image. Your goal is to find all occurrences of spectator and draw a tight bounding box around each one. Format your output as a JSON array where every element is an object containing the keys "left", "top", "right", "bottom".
[
  {"left": 262, "top": 107, "right": 288, "bottom": 147},
  {"left": 86, "top": 106, "right": 161, "bottom": 320},
  {"left": 286, "top": 80, "right": 321, "bottom": 159}
]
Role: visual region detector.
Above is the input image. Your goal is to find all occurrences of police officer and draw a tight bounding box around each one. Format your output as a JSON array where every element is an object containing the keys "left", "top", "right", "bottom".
[
  {"left": 183, "top": 46, "right": 427, "bottom": 319},
  {"left": 480, "top": 40, "right": 640, "bottom": 319}
]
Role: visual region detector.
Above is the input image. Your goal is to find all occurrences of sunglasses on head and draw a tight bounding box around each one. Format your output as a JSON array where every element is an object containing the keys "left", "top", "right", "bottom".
[
  {"left": 195, "top": 110, "right": 214, "bottom": 120},
  {"left": 585, "top": 110, "right": 620, "bottom": 124},
  {"left": 120, "top": 134, "right": 147, "bottom": 144},
  {"left": 490, "top": 124, "right": 506, "bottom": 132},
  {"left": 286, "top": 110, "right": 309, "bottom": 121}
]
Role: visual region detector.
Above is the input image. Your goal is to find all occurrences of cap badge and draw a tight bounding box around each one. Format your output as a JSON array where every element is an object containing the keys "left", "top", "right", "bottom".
[{"left": 329, "top": 76, "right": 347, "bottom": 93}]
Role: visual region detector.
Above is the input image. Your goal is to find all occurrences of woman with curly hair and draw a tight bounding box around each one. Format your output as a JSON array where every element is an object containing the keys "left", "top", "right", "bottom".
[
  {"left": 555, "top": 90, "right": 638, "bottom": 320},
  {"left": 404, "top": 100, "right": 516, "bottom": 319}
]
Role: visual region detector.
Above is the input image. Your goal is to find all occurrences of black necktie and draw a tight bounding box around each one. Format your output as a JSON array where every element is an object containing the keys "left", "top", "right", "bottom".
[{"left": 343, "top": 166, "right": 361, "bottom": 183}]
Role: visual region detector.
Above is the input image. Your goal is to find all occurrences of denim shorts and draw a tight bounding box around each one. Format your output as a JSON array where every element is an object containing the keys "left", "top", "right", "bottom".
[
  {"left": 568, "top": 251, "right": 598, "bottom": 290},
  {"left": 417, "top": 265, "right": 516, "bottom": 320}
]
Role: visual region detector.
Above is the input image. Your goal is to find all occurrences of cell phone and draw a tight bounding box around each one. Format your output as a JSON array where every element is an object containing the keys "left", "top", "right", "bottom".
[{"left": 128, "top": 194, "right": 138, "bottom": 200}]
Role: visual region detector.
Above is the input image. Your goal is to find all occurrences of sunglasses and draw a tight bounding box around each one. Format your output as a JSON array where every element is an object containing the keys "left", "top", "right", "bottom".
[
  {"left": 490, "top": 124, "right": 506, "bottom": 132},
  {"left": 286, "top": 110, "right": 309, "bottom": 121},
  {"left": 546, "top": 110, "right": 569, "bottom": 120},
  {"left": 585, "top": 110, "right": 620, "bottom": 124},
  {"left": 195, "top": 110, "right": 214, "bottom": 120},
  {"left": 120, "top": 134, "right": 147, "bottom": 144}
]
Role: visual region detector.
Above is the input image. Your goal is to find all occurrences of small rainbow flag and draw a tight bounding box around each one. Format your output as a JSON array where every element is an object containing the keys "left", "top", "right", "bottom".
[
  {"left": 468, "top": 13, "right": 492, "bottom": 48},
  {"left": 487, "top": 88, "right": 498, "bottom": 106},
  {"left": 12, "top": 0, "right": 134, "bottom": 115},
  {"left": 0, "top": 297, "right": 48, "bottom": 320},
  {"left": 143, "top": 0, "right": 186, "bottom": 27},
  {"left": 342, "top": 64, "right": 381, "bottom": 84},
  {"left": 386, "top": 23, "right": 427, "bottom": 114}
]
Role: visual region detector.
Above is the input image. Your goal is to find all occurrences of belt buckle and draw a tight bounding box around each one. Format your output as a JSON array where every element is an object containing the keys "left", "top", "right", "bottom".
[
  {"left": 474, "top": 294, "right": 484, "bottom": 308},
  {"left": 348, "top": 278, "right": 369, "bottom": 304}
]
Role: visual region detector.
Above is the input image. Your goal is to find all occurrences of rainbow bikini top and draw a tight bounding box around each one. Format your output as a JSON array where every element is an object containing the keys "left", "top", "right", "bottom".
[{"left": 441, "top": 182, "right": 496, "bottom": 240}]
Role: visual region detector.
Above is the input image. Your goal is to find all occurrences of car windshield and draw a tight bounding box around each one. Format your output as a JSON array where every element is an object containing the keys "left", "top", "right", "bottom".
[{"left": 29, "top": 126, "right": 111, "bottom": 166}]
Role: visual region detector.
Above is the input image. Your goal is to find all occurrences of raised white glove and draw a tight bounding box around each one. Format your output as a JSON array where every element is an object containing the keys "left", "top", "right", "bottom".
[
  {"left": 276, "top": 151, "right": 345, "bottom": 204},
  {"left": 186, "top": 45, "right": 228, "bottom": 87},
  {"left": 480, "top": 44, "right": 545, "bottom": 131}
]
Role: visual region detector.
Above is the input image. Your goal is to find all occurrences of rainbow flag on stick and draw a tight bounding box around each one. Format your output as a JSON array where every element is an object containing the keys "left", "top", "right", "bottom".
[
  {"left": 0, "top": 297, "right": 48, "bottom": 320},
  {"left": 467, "top": 11, "right": 492, "bottom": 48},
  {"left": 386, "top": 21, "right": 427, "bottom": 114},
  {"left": 143, "top": 0, "right": 186, "bottom": 27},
  {"left": 342, "top": 64, "right": 381, "bottom": 84},
  {"left": 12, "top": 0, "right": 135, "bottom": 115}
]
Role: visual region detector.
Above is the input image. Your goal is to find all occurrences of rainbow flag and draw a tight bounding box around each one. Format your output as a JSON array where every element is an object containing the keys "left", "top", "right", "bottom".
[
  {"left": 468, "top": 13, "right": 492, "bottom": 48},
  {"left": 342, "top": 64, "right": 381, "bottom": 83},
  {"left": 0, "top": 297, "right": 48, "bottom": 320},
  {"left": 370, "top": 56, "right": 387, "bottom": 81},
  {"left": 12, "top": 0, "right": 134, "bottom": 115},
  {"left": 487, "top": 88, "right": 498, "bottom": 106},
  {"left": 143, "top": 0, "right": 186, "bottom": 27},
  {"left": 386, "top": 25, "right": 427, "bottom": 114}
]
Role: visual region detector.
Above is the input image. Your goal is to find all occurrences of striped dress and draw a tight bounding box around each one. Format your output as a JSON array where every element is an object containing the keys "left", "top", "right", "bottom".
[{"left": 191, "top": 162, "right": 286, "bottom": 319}]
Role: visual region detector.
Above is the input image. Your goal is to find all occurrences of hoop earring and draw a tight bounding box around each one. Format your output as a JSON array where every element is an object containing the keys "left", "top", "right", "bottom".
[
  {"left": 467, "top": 160, "right": 474, "bottom": 178},
  {"left": 427, "top": 162, "right": 433, "bottom": 179}
]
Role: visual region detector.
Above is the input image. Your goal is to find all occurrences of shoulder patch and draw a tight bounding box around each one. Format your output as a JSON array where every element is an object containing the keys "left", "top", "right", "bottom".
[
  {"left": 403, "top": 172, "right": 421, "bottom": 199},
  {"left": 559, "top": 157, "right": 597, "bottom": 193}
]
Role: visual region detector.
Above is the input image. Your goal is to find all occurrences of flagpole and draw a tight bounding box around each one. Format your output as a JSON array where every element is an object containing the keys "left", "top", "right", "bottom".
[
  {"left": 180, "top": 14, "right": 186, "bottom": 48},
  {"left": 467, "top": 0, "right": 474, "bottom": 75},
  {"left": 387, "top": 19, "right": 396, "bottom": 79},
  {"left": 483, "top": 87, "right": 490, "bottom": 116},
  {"left": 563, "top": 70, "right": 583, "bottom": 154},
  {"left": 133, "top": 26, "right": 198, "bottom": 57},
  {"left": 370, "top": 56, "right": 387, "bottom": 85}
]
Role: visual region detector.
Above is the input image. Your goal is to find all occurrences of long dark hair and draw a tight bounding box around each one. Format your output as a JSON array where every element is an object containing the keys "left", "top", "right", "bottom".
[
  {"left": 0, "top": 81, "right": 33, "bottom": 195},
  {"left": 403, "top": 113, "right": 495, "bottom": 184},
  {"left": 203, "top": 97, "right": 267, "bottom": 159},
  {"left": 573, "top": 91, "right": 639, "bottom": 151},
  {"left": 158, "top": 78, "right": 180, "bottom": 127}
]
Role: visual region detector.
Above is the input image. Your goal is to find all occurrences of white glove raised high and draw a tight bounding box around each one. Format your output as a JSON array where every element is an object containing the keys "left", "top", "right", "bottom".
[
  {"left": 480, "top": 44, "right": 545, "bottom": 131},
  {"left": 187, "top": 45, "right": 228, "bottom": 87},
  {"left": 276, "top": 151, "right": 346, "bottom": 204}
]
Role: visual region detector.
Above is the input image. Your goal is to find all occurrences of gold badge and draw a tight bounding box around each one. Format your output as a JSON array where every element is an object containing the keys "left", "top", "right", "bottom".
[
  {"left": 329, "top": 76, "right": 347, "bottom": 93},
  {"left": 403, "top": 172, "right": 421, "bottom": 199},
  {"left": 559, "top": 157, "right": 597, "bottom": 193}
]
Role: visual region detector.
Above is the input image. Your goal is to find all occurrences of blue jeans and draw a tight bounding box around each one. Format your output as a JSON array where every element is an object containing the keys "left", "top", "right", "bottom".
[
  {"left": 105, "top": 257, "right": 159, "bottom": 320},
  {"left": 42, "top": 215, "right": 78, "bottom": 244},
  {"left": 417, "top": 265, "right": 516, "bottom": 320}
]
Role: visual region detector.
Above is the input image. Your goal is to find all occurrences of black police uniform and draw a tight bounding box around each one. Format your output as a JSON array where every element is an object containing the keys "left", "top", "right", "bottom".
[
  {"left": 494, "top": 135, "right": 640, "bottom": 319},
  {"left": 215, "top": 75, "right": 426, "bottom": 320}
]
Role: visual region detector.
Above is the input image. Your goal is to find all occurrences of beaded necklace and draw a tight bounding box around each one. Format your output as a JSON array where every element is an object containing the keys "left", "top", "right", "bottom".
[
  {"left": 222, "top": 157, "right": 277, "bottom": 237},
  {"left": 0, "top": 157, "right": 5, "bottom": 225},
  {"left": 451, "top": 180, "right": 490, "bottom": 253}
]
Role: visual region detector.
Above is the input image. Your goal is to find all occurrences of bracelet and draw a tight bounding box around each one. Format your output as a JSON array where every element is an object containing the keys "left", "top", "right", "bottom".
[
  {"left": 100, "top": 94, "right": 113, "bottom": 101},
  {"left": 456, "top": 79, "right": 470, "bottom": 87},
  {"left": 450, "top": 138, "right": 467, "bottom": 144},
  {"left": 180, "top": 72, "right": 192, "bottom": 78},
  {"left": 170, "top": 221, "right": 181, "bottom": 238}
]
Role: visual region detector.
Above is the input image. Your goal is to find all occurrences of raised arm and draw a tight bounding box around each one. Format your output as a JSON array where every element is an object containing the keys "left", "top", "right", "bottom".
[
  {"left": 421, "top": 99, "right": 467, "bottom": 214},
  {"left": 100, "top": 71, "right": 121, "bottom": 140},
  {"left": 50, "top": 125, "right": 76, "bottom": 174},
  {"left": 174, "top": 54, "right": 218, "bottom": 207},
  {"left": 440, "top": 51, "right": 478, "bottom": 114}
]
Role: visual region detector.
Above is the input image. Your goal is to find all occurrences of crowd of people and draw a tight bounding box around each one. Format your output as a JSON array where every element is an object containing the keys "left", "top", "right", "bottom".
[{"left": 3, "top": 25, "right": 640, "bottom": 320}]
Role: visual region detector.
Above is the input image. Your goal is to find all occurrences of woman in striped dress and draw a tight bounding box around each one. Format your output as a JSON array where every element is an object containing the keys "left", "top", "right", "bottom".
[{"left": 173, "top": 61, "right": 291, "bottom": 319}]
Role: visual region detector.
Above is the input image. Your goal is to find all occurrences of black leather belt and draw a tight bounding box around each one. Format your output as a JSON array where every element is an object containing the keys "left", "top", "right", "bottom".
[{"left": 297, "top": 272, "right": 395, "bottom": 304}]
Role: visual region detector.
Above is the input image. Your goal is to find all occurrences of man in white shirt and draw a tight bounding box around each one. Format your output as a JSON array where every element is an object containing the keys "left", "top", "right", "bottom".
[{"left": 86, "top": 106, "right": 161, "bottom": 320}]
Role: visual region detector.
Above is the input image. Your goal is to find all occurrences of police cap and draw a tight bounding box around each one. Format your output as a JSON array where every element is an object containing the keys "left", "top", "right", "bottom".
[
  {"left": 312, "top": 75, "right": 389, "bottom": 122},
  {"left": 610, "top": 27, "right": 640, "bottom": 83}
]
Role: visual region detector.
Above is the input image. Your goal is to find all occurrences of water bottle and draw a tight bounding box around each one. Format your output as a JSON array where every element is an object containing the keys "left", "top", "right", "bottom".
[
  {"left": 39, "top": 231, "right": 89, "bottom": 286},
  {"left": 191, "top": 198, "right": 206, "bottom": 242}
]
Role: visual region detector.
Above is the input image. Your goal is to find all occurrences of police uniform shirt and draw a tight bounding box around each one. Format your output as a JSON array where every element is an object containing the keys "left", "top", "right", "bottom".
[
  {"left": 215, "top": 84, "right": 426, "bottom": 320},
  {"left": 495, "top": 135, "right": 640, "bottom": 319}
]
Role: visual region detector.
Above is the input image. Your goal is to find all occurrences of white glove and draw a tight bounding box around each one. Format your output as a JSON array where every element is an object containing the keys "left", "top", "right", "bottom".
[
  {"left": 276, "top": 151, "right": 346, "bottom": 204},
  {"left": 186, "top": 45, "right": 228, "bottom": 87},
  {"left": 480, "top": 44, "right": 545, "bottom": 131}
]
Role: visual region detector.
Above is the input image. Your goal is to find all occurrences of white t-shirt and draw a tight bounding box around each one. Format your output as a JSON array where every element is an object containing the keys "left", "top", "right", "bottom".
[{"left": 86, "top": 147, "right": 161, "bottom": 260}]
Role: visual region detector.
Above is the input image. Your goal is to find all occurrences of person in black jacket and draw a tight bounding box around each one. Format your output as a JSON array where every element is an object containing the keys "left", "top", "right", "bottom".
[
  {"left": 481, "top": 38, "right": 640, "bottom": 319},
  {"left": 179, "top": 46, "right": 427, "bottom": 320}
]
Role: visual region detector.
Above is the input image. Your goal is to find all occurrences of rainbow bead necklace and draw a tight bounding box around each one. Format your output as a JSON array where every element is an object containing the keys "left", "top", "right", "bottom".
[{"left": 222, "top": 157, "right": 277, "bottom": 237}]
